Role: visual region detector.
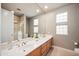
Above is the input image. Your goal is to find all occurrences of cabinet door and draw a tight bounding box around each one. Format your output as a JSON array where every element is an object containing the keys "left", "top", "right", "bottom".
[
  {"left": 46, "top": 39, "right": 52, "bottom": 51},
  {"left": 41, "top": 42, "right": 47, "bottom": 55},
  {"left": 41, "top": 39, "right": 52, "bottom": 55},
  {"left": 27, "top": 47, "right": 41, "bottom": 56}
]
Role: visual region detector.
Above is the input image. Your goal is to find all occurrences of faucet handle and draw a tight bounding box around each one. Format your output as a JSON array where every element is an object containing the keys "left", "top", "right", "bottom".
[{"left": 22, "top": 42, "right": 26, "bottom": 46}]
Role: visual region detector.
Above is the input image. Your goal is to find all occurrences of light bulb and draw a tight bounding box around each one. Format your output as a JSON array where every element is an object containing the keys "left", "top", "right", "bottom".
[
  {"left": 36, "top": 9, "right": 40, "bottom": 13},
  {"left": 44, "top": 5, "right": 48, "bottom": 9}
]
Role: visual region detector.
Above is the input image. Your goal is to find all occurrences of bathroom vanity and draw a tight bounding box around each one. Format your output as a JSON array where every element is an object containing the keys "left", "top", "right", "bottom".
[
  {"left": 27, "top": 37, "right": 53, "bottom": 56},
  {"left": 1, "top": 35, "right": 53, "bottom": 56}
]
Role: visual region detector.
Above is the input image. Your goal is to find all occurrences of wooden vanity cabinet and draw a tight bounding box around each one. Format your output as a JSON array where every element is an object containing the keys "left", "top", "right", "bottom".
[
  {"left": 47, "top": 39, "right": 52, "bottom": 50},
  {"left": 41, "top": 39, "right": 52, "bottom": 55},
  {"left": 41, "top": 41, "right": 48, "bottom": 55},
  {"left": 27, "top": 38, "right": 53, "bottom": 56},
  {"left": 27, "top": 47, "right": 41, "bottom": 56}
]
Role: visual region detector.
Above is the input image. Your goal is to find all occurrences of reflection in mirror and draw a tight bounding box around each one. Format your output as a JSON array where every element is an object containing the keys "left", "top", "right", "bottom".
[
  {"left": 1, "top": 9, "right": 14, "bottom": 43},
  {"left": 1, "top": 8, "right": 28, "bottom": 48},
  {"left": 14, "top": 15, "right": 27, "bottom": 41}
]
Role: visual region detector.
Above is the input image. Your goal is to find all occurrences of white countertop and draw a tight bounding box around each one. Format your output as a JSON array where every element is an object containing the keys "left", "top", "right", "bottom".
[{"left": 1, "top": 35, "right": 53, "bottom": 56}]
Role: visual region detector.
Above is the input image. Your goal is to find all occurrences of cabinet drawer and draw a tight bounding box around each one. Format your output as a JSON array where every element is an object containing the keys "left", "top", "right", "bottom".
[{"left": 47, "top": 39, "right": 52, "bottom": 50}]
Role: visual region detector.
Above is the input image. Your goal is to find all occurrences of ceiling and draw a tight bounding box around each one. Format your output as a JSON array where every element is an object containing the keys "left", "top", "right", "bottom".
[{"left": 1, "top": 3, "right": 69, "bottom": 18}]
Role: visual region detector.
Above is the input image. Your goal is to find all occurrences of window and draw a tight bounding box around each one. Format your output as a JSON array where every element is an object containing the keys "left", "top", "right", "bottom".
[
  {"left": 33, "top": 19, "right": 38, "bottom": 34},
  {"left": 34, "top": 19, "right": 38, "bottom": 25},
  {"left": 34, "top": 27, "right": 38, "bottom": 33},
  {"left": 56, "top": 12, "right": 68, "bottom": 35},
  {"left": 56, "top": 12, "right": 67, "bottom": 23},
  {"left": 56, "top": 25, "right": 68, "bottom": 35}
]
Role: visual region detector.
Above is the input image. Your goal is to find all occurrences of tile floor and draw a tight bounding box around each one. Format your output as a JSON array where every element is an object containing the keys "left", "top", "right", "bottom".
[{"left": 47, "top": 46, "right": 79, "bottom": 56}]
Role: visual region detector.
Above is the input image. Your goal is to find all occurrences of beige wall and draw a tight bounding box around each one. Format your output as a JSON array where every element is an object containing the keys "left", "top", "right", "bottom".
[
  {"left": 53, "top": 4, "right": 79, "bottom": 50},
  {"left": 30, "top": 4, "right": 79, "bottom": 50},
  {"left": 26, "top": 17, "right": 29, "bottom": 34},
  {"left": 29, "top": 18, "right": 33, "bottom": 36}
]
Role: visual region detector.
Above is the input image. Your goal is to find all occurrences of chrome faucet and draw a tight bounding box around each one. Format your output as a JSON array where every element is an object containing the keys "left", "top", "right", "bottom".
[{"left": 22, "top": 42, "right": 26, "bottom": 46}]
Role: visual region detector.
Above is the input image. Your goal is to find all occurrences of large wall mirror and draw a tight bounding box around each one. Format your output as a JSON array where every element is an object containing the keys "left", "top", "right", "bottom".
[{"left": 1, "top": 9, "right": 27, "bottom": 43}]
